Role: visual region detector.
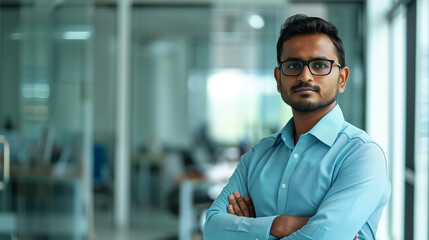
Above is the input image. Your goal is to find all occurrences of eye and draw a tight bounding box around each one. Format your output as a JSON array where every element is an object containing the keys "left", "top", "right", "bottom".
[
  {"left": 285, "top": 62, "right": 302, "bottom": 69},
  {"left": 311, "top": 61, "right": 329, "bottom": 69}
]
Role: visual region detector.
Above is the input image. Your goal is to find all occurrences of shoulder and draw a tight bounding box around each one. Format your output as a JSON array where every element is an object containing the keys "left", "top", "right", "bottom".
[
  {"left": 258, "top": 133, "right": 279, "bottom": 146},
  {"left": 340, "top": 122, "right": 384, "bottom": 152},
  {"left": 241, "top": 133, "right": 279, "bottom": 163},
  {"left": 338, "top": 122, "right": 388, "bottom": 169},
  {"left": 248, "top": 133, "right": 279, "bottom": 151}
]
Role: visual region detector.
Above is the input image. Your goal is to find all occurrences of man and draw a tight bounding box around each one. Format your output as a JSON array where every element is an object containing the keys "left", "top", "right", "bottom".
[{"left": 203, "top": 14, "right": 391, "bottom": 240}]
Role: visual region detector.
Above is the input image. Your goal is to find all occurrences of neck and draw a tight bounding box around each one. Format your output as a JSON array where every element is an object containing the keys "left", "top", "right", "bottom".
[{"left": 292, "top": 102, "right": 336, "bottom": 144}]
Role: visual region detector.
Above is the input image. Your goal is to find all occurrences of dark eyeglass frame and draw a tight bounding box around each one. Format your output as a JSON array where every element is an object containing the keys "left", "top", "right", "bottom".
[{"left": 278, "top": 59, "right": 342, "bottom": 76}]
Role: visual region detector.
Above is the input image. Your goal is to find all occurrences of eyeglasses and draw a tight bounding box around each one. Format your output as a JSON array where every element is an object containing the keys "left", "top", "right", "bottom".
[{"left": 278, "top": 59, "right": 341, "bottom": 76}]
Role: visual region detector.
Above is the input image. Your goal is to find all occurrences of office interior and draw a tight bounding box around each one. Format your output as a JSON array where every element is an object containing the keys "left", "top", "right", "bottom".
[{"left": 0, "top": 0, "right": 427, "bottom": 239}]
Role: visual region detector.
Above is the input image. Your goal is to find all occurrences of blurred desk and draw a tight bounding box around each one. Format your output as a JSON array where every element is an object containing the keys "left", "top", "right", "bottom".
[
  {"left": 4, "top": 164, "right": 88, "bottom": 240},
  {"left": 10, "top": 164, "right": 83, "bottom": 180}
]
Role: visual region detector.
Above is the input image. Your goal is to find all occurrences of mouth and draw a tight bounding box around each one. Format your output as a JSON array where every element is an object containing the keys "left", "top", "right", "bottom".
[{"left": 292, "top": 87, "right": 318, "bottom": 93}]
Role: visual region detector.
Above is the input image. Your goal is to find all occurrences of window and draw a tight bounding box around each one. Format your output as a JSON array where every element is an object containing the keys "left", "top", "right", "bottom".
[{"left": 414, "top": 0, "right": 429, "bottom": 238}]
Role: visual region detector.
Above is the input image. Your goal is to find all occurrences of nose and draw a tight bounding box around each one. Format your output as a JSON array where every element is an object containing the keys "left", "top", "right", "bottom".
[{"left": 297, "top": 65, "right": 313, "bottom": 82}]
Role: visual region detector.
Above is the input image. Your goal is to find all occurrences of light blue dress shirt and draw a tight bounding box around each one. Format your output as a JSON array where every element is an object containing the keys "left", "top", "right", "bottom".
[{"left": 204, "top": 104, "right": 391, "bottom": 240}]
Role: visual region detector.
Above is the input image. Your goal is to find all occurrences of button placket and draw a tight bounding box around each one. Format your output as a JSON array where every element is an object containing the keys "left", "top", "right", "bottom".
[{"left": 277, "top": 149, "right": 302, "bottom": 214}]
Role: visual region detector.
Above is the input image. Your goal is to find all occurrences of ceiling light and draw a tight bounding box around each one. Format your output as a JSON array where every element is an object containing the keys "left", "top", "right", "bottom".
[
  {"left": 248, "top": 14, "right": 265, "bottom": 29},
  {"left": 62, "top": 31, "right": 91, "bottom": 40}
]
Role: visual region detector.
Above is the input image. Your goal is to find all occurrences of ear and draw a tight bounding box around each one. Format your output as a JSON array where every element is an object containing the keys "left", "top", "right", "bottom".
[
  {"left": 274, "top": 67, "right": 282, "bottom": 92},
  {"left": 338, "top": 66, "right": 349, "bottom": 93}
]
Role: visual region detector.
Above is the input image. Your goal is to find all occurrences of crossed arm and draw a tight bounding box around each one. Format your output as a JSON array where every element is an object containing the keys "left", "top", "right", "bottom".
[
  {"left": 204, "top": 143, "right": 388, "bottom": 240},
  {"left": 227, "top": 191, "right": 358, "bottom": 240}
]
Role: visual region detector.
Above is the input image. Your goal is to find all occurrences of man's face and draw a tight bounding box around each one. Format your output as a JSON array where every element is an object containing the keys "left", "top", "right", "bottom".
[{"left": 274, "top": 34, "right": 349, "bottom": 113}]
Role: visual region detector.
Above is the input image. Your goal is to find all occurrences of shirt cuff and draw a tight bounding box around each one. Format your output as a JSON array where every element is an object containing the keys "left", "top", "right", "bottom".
[
  {"left": 223, "top": 215, "right": 278, "bottom": 240},
  {"left": 269, "top": 234, "right": 279, "bottom": 240}
]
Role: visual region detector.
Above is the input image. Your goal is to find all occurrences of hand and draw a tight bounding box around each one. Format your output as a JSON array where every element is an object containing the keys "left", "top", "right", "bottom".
[
  {"left": 227, "top": 191, "right": 255, "bottom": 217},
  {"left": 271, "top": 216, "right": 359, "bottom": 239},
  {"left": 270, "top": 215, "right": 311, "bottom": 238}
]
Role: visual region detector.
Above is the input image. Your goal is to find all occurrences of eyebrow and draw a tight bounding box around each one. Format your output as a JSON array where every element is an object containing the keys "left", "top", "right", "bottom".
[{"left": 283, "top": 56, "right": 330, "bottom": 61}]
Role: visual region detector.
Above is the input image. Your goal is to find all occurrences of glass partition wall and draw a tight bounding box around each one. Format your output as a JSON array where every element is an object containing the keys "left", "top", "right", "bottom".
[{"left": 0, "top": 1, "right": 94, "bottom": 239}]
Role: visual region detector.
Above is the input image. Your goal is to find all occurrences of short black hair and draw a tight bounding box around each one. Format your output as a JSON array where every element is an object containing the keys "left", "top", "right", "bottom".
[{"left": 276, "top": 14, "right": 346, "bottom": 68}]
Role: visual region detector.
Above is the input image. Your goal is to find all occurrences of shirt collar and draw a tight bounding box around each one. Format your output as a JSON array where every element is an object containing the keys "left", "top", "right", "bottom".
[
  {"left": 273, "top": 118, "right": 296, "bottom": 149},
  {"left": 307, "top": 104, "right": 345, "bottom": 147},
  {"left": 273, "top": 104, "right": 345, "bottom": 148}
]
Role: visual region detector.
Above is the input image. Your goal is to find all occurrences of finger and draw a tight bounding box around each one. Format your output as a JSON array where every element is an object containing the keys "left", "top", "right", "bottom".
[
  {"left": 228, "top": 194, "right": 243, "bottom": 216},
  {"left": 227, "top": 204, "right": 235, "bottom": 215},
  {"left": 234, "top": 191, "right": 251, "bottom": 217},
  {"left": 353, "top": 234, "right": 359, "bottom": 240},
  {"left": 244, "top": 195, "right": 256, "bottom": 217}
]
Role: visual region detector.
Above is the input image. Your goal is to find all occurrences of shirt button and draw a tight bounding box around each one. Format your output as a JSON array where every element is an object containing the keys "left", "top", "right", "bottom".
[
  {"left": 293, "top": 153, "right": 299, "bottom": 159},
  {"left": 282, "top": 184, "right": 286, "bottom": 189}
]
